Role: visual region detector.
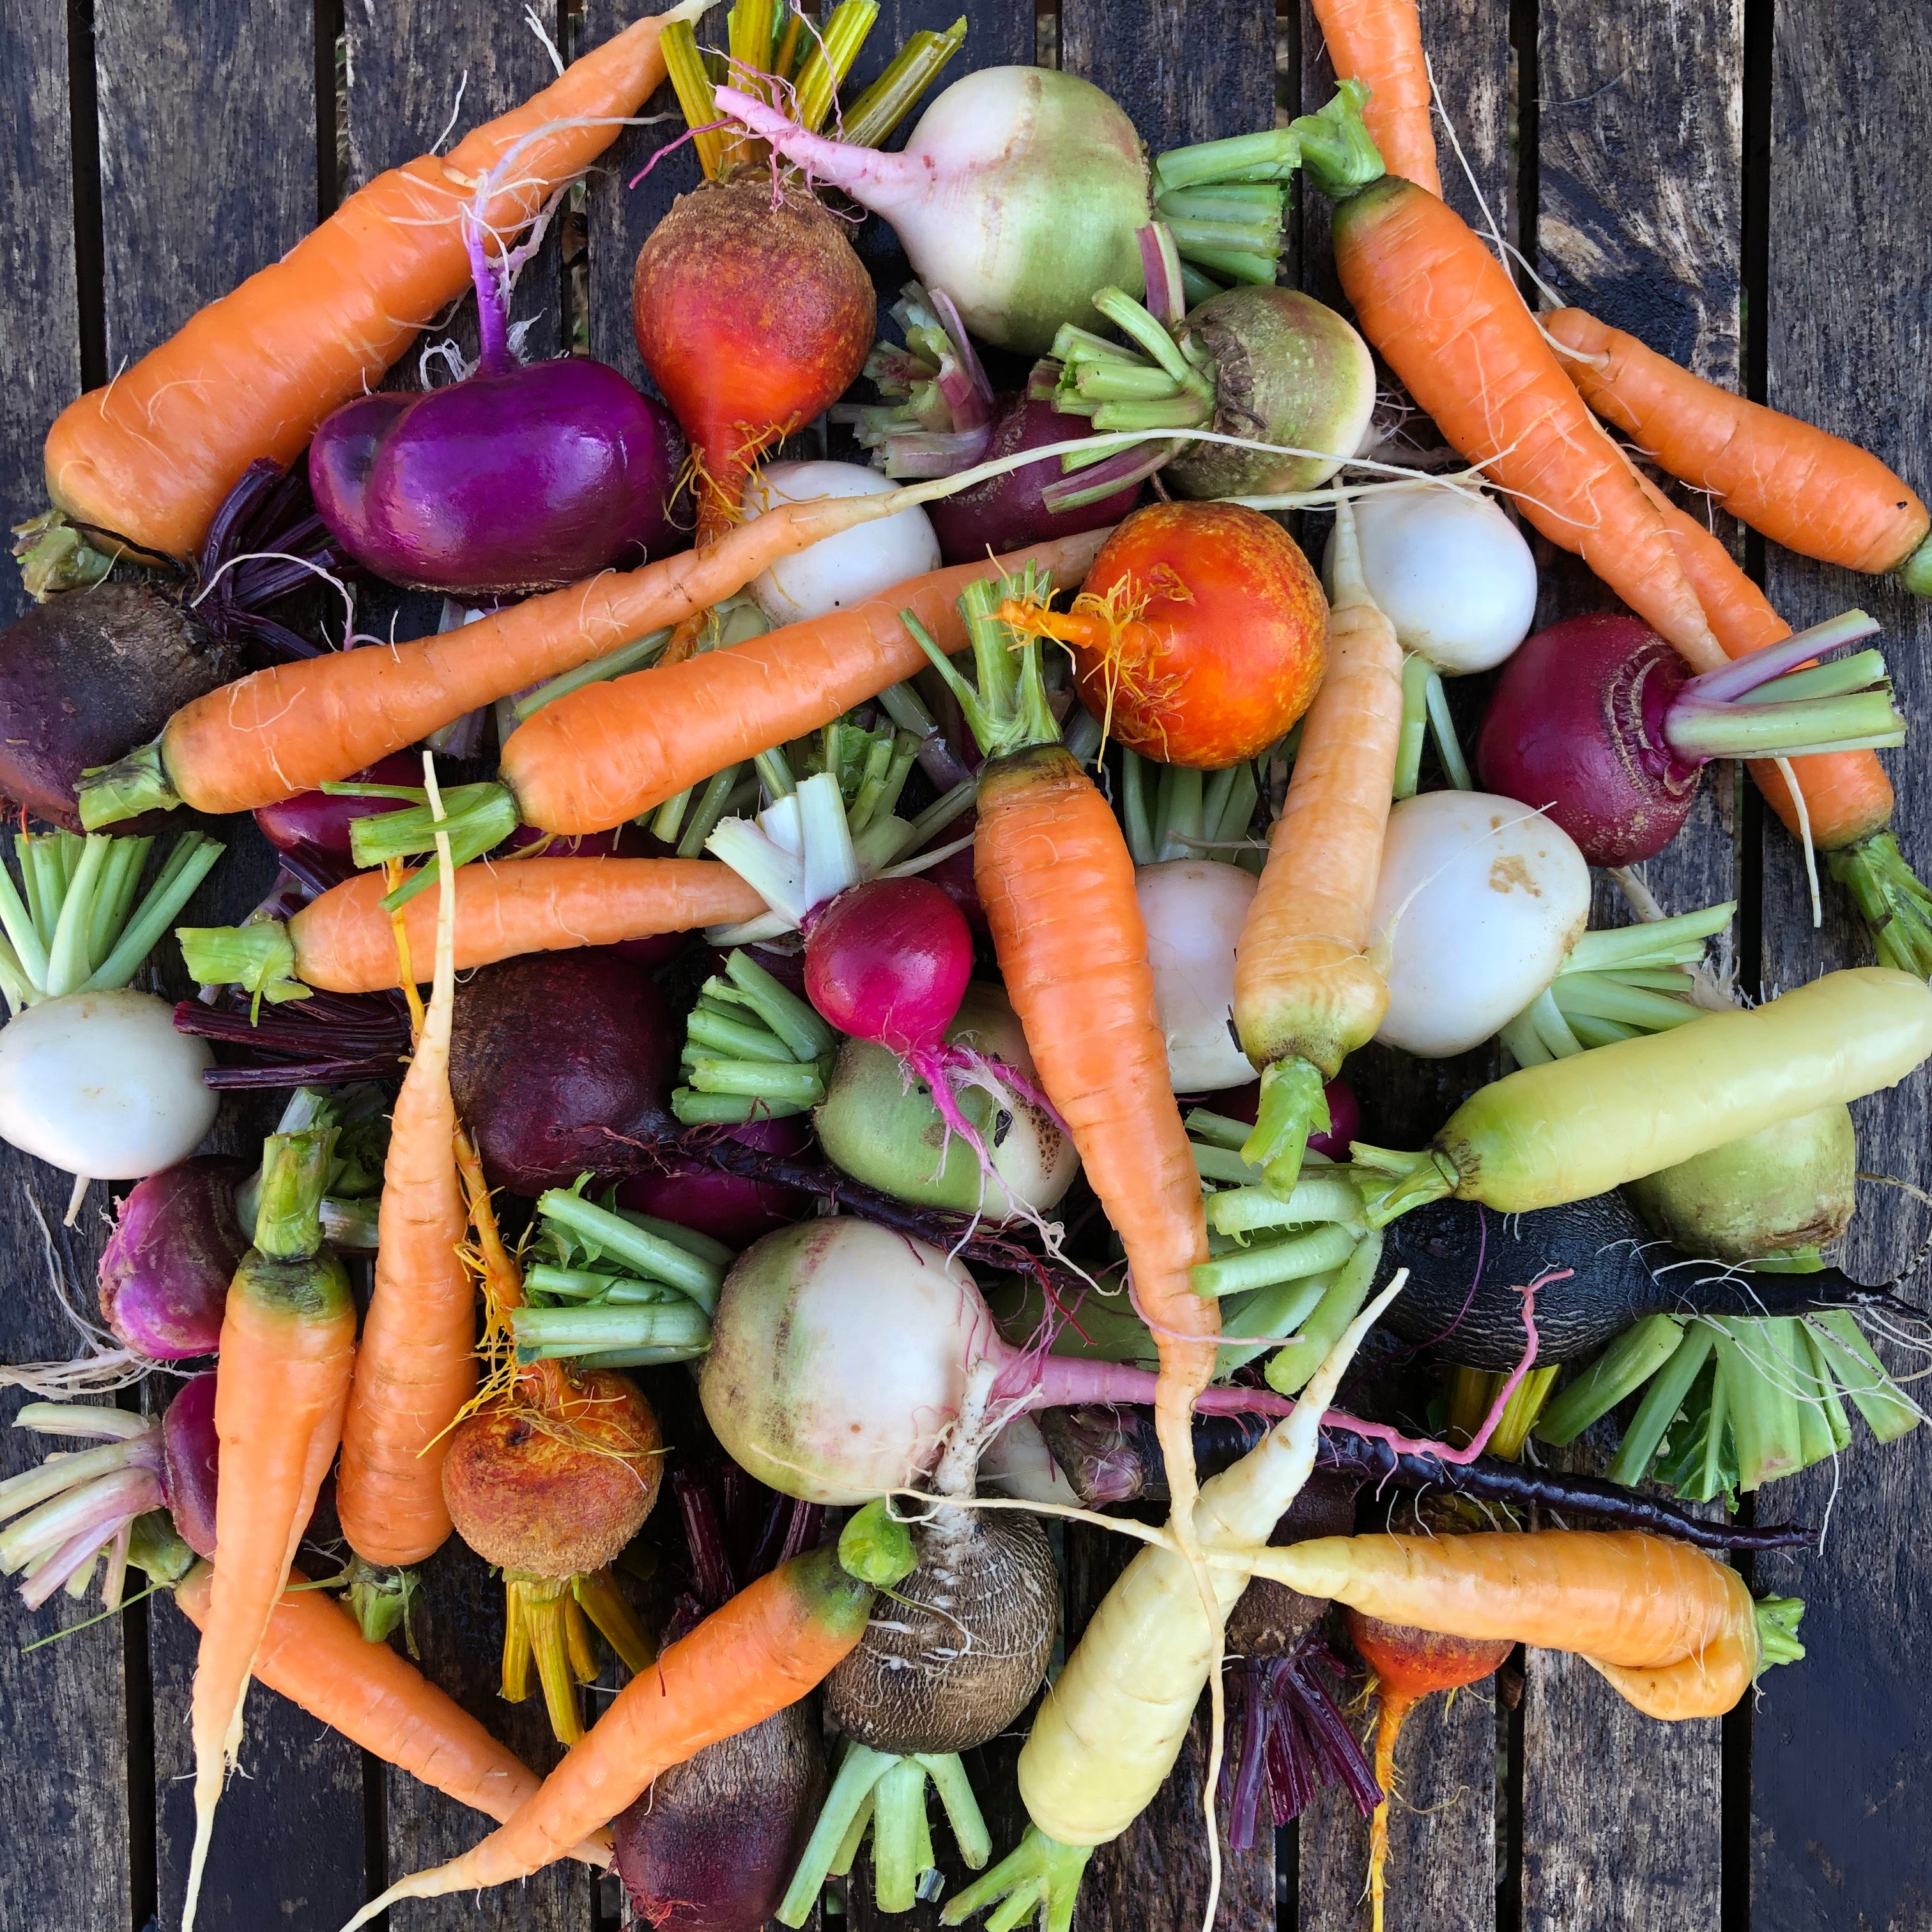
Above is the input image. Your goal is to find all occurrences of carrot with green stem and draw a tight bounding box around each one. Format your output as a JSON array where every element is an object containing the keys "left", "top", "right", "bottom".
[
  {"left": 942, "top": 1271, "right": 1404, "bottom": 1932},
  {"left": 1300, "top": 86, "right": 1724, "bottom": 668},
  {"left": 333, "top": 760, "right": 471, "bottom": 1630},
  {"left": 180, "top": 855, "right": 765, "bottom": 1001},
  {"left": 1634, "top": 472, "right": 1932, "bottom": 972},
  {"left": 181, "top": 1126, "right": 358, "bottom": 1931},
  {"left": 1549, "top": 305, "right": 1932, "bottom": 590},
  {"left": 1232, "top": 494, "right": 1404, "bottom": 1197},
  {"left": 337, "top": 1506, "right": 916, "bottom": 1926},
  {"left": 32, "top": 0, "right": 709, "bottom": 577}
]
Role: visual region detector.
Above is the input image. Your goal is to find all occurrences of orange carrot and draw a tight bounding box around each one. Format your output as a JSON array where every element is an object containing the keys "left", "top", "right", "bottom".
[
  {"left": 172, "top": 1563, "right": 609, "bottom": 1865},
  {"left": 1347, "top": 1610, "right": 1511, "bottom": 1932},
  {"left": 1550, "top": 306, "right": 1932, "bottom": 585},
  {"left": 335, "top": 805, "right": 473, "bottom": 1573},
  {"left": 1308, "top": 0, "right": 1441, "bottom": 194},
  {"left": 496, "top": 529, "right": 1112, "bottom": 834},
  {"left": 1261, "top": 1530, "right": 1805, "bottom": 1722},
  {"left": 184, "top": 1131, "right": 358, "bottom": 1932},
  {"left": 341, "top": 1544, "right": 889, "bottom": 1924},
  {"left": 1307, "top": 110, "right": 1721, "bottom": 668},
  {"left": 79, "top": 489, "right": 985, "bottom": 827},
  {"left": 40, "top": 1, "right": 706, "bottom": 563},
  {"left": 1232, "top": 496, "right": 1403, "bottom": 1190},
  {"left": 180, "top": 856, "right": 765, "bottom": 1000}
]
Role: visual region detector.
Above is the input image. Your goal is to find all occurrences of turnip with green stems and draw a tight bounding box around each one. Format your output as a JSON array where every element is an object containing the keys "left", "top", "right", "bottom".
[
  {"left": 712, "top": 76, "right": 1382, "bottom": 356},
  {"left": 0, "top": 827, "right": 225, "bottom": 1217}
]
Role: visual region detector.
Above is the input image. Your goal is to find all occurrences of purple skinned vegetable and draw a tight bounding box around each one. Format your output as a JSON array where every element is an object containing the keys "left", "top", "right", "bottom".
[
  {"left": 617, "top": 1116, "right": 816, "bottom": 1248},
  {"left": 309, "top": 217, "right": 687, "bottom": 597},
  {"left": 163, "top": 1371, "right": 220, "bottom": 1558},
  {"left": 98, "top": 1157, "right": 250, "bottom": 1360},
  {"left": 254, "top": 751, "right": 422, "bottom": 858}
]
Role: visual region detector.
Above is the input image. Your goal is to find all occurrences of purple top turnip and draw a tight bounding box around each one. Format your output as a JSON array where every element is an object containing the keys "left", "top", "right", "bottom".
[
  {"left": 309, "top": 221, "right": 686, "bottom": 597},
  {"left": 98, "top": 1157, "right": 250, "bottom": 1360},
  {"left": 1477, "top": 609, "right": 1901, "bottom": 865}
]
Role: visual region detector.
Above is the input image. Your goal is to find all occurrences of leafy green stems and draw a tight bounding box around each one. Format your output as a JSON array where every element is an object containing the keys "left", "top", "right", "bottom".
[
  {"left": 907, "top": 565, "right": 1061, "bottom": 762},
  {"left": 1119, "top": 748, "right": 1263, "bottom": 872},
  {"left": 671, "top": 947, "right": 839, "bottom": 1126}
]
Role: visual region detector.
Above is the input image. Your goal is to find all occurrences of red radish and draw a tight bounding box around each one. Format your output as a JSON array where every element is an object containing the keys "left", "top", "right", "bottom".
[
  {"left": 1476, "top": 610, "right": 1901, "bottom": 864},
  {"left": 632, "top": 179, "right": 872, "bottom": 556},
  {"left": 804, "top": 877, "right": 973, "bottom": 1057},
  {"left": 253, "top": 753, "right": 420, "bottom": 858},
  {"left": 1346, "top": 1609, "right": 1514, "bottom": 1932}
]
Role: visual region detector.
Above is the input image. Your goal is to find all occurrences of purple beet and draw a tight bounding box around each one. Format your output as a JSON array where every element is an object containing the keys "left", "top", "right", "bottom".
[
  {"left": 253, "top": 751, "right": 422, "bottom": 857},
  {"left": 618, "top": 1117, "right": 815, "bottom": 1246},
  {"left": 927, "top": 393, "right": 1142, "bottom": 565},
  {"left": 98, "top": 1158, "right": 250, "bottom": 1360},
  {"left": 162, "top": 1372, "right": 220, "bottom": 1558},
  {"left": 447, "top": 949, "right": 679, "bottom": 1194},
  {"left": 310, "top": 222, "right": 686, "bottom": 596}
]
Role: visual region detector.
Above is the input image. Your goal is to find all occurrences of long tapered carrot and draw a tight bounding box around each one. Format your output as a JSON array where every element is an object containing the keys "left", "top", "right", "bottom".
[
  {"left": 172, "top": 1564, "right": 610, "bottom": 1865},
  {"left": 340, "top": 1544, "right": 886, "bottom": 1925},
  {"left": 184, "top": 1133, "right": 358, "bottom": 1932},
  {"left": 1232, "top": 496, "right": 1402, "bottom": 1190},
  {"left": 1549, "top": 306, "right": 1932, "bottom": 585},
  {"left": 80, "top": 489, "right": 981, "bottom": 827},
  {"left": 1307, "top": 112, "right": 1721, "bottom": 668},
  {"left": 1308, "top": 0, "right": 1440, "bottom": 194},
  {"left": 41, "top": 1, "right": 709, "bottom": 563},
  {"left": 496, "top": 530, "right": 1112, "bottom": 834},
  {"left": 180, "top": 856, "right": 765, "bottom": 1000},
  {"left": 335, "top": 806, "right": 472, "bottom": 1570},
  {"left": 1257, "top": 1530, "right": 1804, "bottom": 1721}
]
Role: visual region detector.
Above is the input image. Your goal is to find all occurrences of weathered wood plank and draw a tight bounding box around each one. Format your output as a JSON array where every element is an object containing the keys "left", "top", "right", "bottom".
[
  {"left": 1060, "top": 1520, "right": 1275, "bottom": 1932},
  {"left": 1752, "top": 0, "right": 1932, "bottom": 1924},
  {"left": 1521, "top": 6, "right": 1744, "bottom": 1925},
  {"left": 0, "top": 0, "right": 82, "bottom": 630}
]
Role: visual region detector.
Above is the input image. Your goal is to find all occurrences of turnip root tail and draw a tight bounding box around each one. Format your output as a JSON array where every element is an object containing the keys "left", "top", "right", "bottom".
[{"left": 712, "top": 87, "right": 926, "bottom": 217}]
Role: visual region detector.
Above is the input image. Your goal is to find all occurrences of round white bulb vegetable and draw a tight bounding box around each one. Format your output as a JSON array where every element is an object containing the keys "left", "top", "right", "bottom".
[
  {"left": 1324, "top": 487, "right": 1538, "bottom": 674},
  {"left": 0, "top": 990, "right": 217, "bottom": 1181},
  {"left": 1136, "top": 859, "right": 1259, "bottom": 1092},
  {"left": 745, "top": 461, "right": 940, "bottom": 627},
  {"left": 1370, "top": 791, "right": 1591, "bottom": 1059}
]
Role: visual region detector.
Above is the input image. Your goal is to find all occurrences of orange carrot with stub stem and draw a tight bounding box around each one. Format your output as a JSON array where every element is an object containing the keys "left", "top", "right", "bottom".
[
  {"left": 1549, "top": 305, "right": 1932, "bottom": 589},
  {"left": 338, "top": 1534, "right": 910, "bottom": 1926},
  {"left": 1301, "top": 90, "right": 1722, "bottom": 668},
  {"left": 1308, "top": 0, "right": 1441, "bottom": 194},
  {"left": 36, "top": 1, "right": 707, "bottom": 568},
  {"left": 1232, "top": 495, "right": 1403, "bottom": 1194},
  {"left": 1634, "top": 473, "right": 1932, "bottom": 973},
  {"left": 172, "top": 1563, "right": 610, "bottom": 1866},
  {"left": 1255, "top": 1530, "right": 1805, "bottom": 1721},
  {"left": 335, "top": 777, "right": 473, "bottom": 1582},
  {"left": 183, "top": 1130, "right": 358, "bottom": 1932},
  {"left": 180, "top": 856, "right": 763, "bottom": 1001}
]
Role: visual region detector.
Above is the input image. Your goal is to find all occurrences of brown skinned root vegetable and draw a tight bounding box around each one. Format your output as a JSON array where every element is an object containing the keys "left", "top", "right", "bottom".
[
  {"left": 441, "top": 1359, "right": 663, "bottom": 1744},
  {"left": 779, "top": 1364, "right": 1058, "bottom": 1922}
]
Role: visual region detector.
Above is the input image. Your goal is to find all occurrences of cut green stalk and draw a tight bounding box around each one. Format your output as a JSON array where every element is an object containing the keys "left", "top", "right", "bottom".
[
  {"left": 721, "top": 949, "right": 837, "bottom": 1060},
  {"left": 1153, "top": 763, "right": 1204, "bottom": 862},
  {"left": 1799, "top": 1327, "right": 1855, "bottom": 1453},
  {"left": 686, "top": 1002, "right": 798, "bottom": 1064},
  {"left": 1122, "top": 749, "right": 1156, "bottom": 866},
  {"left": 1806, "top": 1311, "right": 1922, "bottom": 1441},
  {"left": 1239, "top": 1057, "right": 1331, "bottom": 1199},
  {"left": 839, "top": 16, "right": 968, "bottom": 149},
  {"left": 1190, "top": 1220, "right": 1358, "bottom": 1299},
  {"left": 660, "top": 19, "right": 729, "bottom": 177},
  {"left": 1563, "top": 901, "right": 1735, "bottom": 974},
  {"left": 1767, "top": 1318, "right": 1839, "bottom": 1469},
  {"left": 1261, "top": 1229, "right": 1383, "bottom": 1395},
  {"left": 534, "top": 1189, "right": 726, "bottom": 1310},
  {"left": 1606, "top": 1324, "right": 1716, "bottom": 1487},
  {"left": 682, "top": 1057, "right": 827, "bottom": 1107},
  {"left": 1736, "top": 648, "right": 1888, "bottom": 705},
  {"left": 1214, "top": 1271, "right": 1336, "bottom": 1378},
  {"left": 510, "top": 1301, "right": 712, "bottom": 1356},
  {"left": 1185, "top": 1108, "right": 1254, "bottom": 1151},
  {"left": 1713, "top": 1319, "right": 1803, "bottom": 1492},
  {"left": 1547, "top": 972, "right": 1704, "bottom": 1034},
  {"left": 1192, "top": 1141, "right": 1265, "bottom": 1187},
  {"left": 1826, "top": 832, "right": 1932, "bottom": 977},
  {"left": 1536, "top": 1314, "right": 1687, "bottom": 1448},
  {"left": 523, "top": 1266, "right": 680, "bottom": 1304},
  {"left": 1448, "top": 1364, "right": 1560, "bottom": 1459},
  {"left": 1422, "top": 666, "right": 1471, "bottom": 790},
  {"left": 1392, "top": 652, "right": 1434, "bottom": 799},
  {"left": 1206, "top": 1174, "right": 1364, "bottom": 1237},
  {"left": 792, "top": 0, "right": 879, "bottom": 132},
  {"left": 514, "top": 629, "right": 671, "bottom": 719}
]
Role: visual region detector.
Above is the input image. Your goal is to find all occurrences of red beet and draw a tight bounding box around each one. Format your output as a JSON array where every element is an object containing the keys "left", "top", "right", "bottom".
[
  {"left": 252, "top": 753, "right": 422, "bottom": 858},
  {"left": 617, "top": 1116, "right": 815, "bottom": 1247},
  {"left": 162, "top": 1372, "right": 220, "bottom": 1558},
  {"left": 632, "top": 178, "right": 874, "bottom": 546},
  {"left": 447, "top": 950, "right": 679, "bottom": 1194},
  {"left": 98, "top": 1158, "right": 250, "bottom": 1360},
  {"left": 927, "top": 392, "right": 1142, "bottom": 565}
]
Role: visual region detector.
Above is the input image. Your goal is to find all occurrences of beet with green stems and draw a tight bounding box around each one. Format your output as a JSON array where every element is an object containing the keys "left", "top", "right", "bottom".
[
  {"left": 97, "top": 1156, "right": 250, "bottom": 1360},
  {"left": 1476, "top": 610, "right": 1905, "bottom": 865},
  {"left": 309, "top": 213, "right": 685, "bottom": 596},
  {"left": 1377, "top": 1186, "right": 1915, "bottom": 1370},
  {"left": 447, "top": 948, "right": 680, "bottom": 1195},
  {"left": 612, "top": 1471, "right": 827, "bottom": 1932}
]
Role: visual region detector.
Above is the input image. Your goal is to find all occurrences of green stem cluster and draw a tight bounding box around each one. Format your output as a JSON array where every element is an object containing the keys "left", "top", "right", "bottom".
[
  {"left": 1828, "top": 831, "right": 1932, "bottom": 977},
  {"left": 1537, "top": 1308, "right": 1919, "bottom": 1502},
  {"left": 1119, "top": 747, "right": 1262, "bottom": 871},
  {"left": 1392, "top": 651, "right": 1471, "bottom": 799},
  {"left": 512, "top": 1180, "right": 730, "bottom": 1368},
  {"left": 0, "top": 828, "right": 222, "bottom": 1015},
  {"left": 1184, "top": 1108, "right": 1384, "bottom": 1387},
  {"left": 908, "top": 566, "right": 1061, "bottom": 761},
  {"left": 671, "top": 946, "right": 838, "bottom": 1126}
]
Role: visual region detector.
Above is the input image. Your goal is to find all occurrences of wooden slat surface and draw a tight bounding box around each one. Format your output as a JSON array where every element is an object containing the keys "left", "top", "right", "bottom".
[
  {"left": 1751, "top": 0, "right": 1932, "bottom": 1924},
  {"left": 1, "top": 3, "right": 1929, "bottom": 1929}
]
